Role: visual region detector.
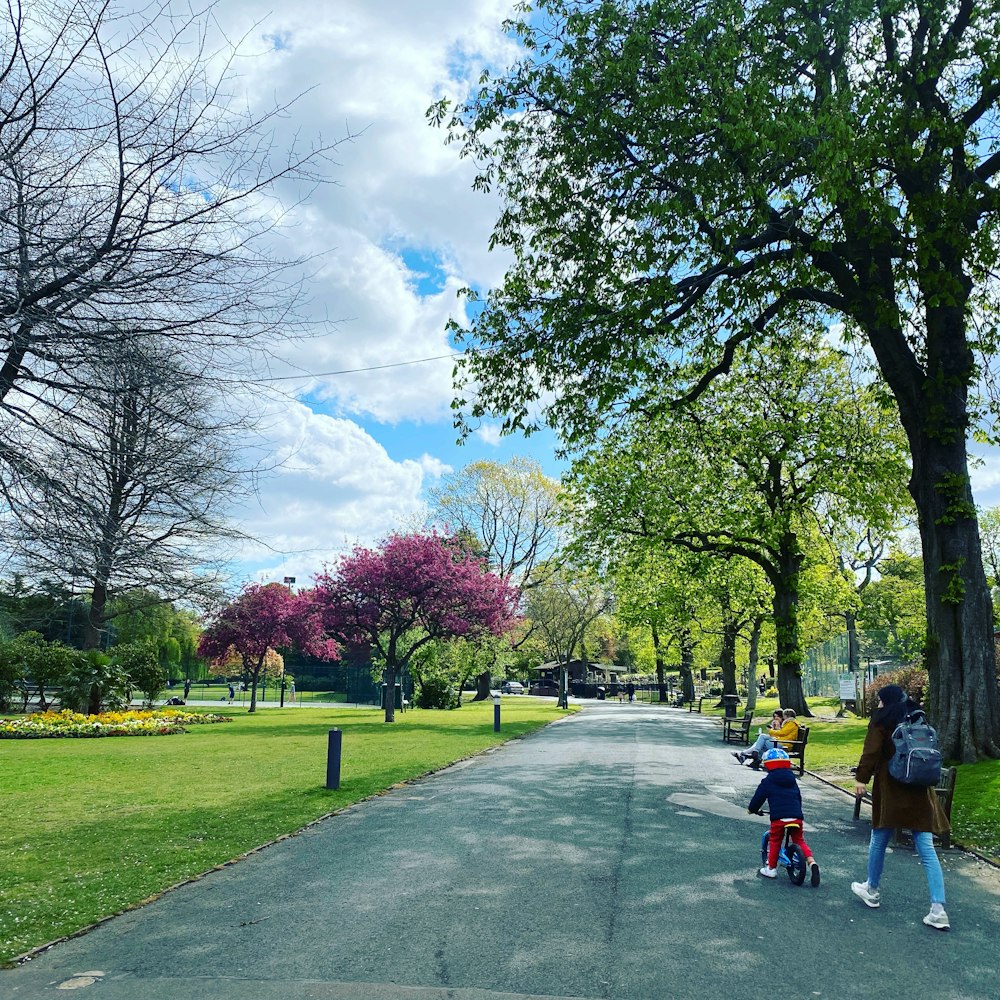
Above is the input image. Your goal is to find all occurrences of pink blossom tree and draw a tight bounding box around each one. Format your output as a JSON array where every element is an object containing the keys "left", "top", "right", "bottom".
[
  {"left": 309, "top": 531, "right": 521, "bottom": 722},
  {"left": 198, "top": 583, "right": 338, "bottom": 713}
]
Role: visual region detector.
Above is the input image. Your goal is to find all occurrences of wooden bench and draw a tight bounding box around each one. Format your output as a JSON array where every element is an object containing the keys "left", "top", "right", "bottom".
[
  {"left": 785, "top": 725, "right": 810, "bottom": 775},
  {"left": 722, "top": 713, "right": 754, "bottom": 745},
  {"left": 689, "top": 695, "right": 707, "bottom": 714},
  {"left": 852, "top": 766, "right": 956, "bottom": 850}
]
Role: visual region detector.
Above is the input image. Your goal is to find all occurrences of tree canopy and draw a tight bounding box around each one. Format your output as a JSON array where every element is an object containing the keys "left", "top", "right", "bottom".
[
  {"left": 309, "top": 532, "right": 520, "bottom": 722},
  {"left": 435, "top": 0, "right": 1000, "bottom": 758}
]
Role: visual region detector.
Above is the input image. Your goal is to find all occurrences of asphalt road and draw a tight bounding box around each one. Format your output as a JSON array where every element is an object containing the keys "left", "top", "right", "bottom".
[{"left": 5, "top": 704, "right": 1000, "bottom": 1000}]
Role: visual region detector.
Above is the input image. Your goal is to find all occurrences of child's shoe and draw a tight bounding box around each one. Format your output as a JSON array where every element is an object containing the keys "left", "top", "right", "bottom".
[
  {"left": 809, "top": 860, "right": 821, "bottom": 887},
  {"left": 922, "top": 907, "right": 950, "bottom": 931},
  {"left": 851, "top": 881, "right": 880, "bottom": 907},
  {"left": 758, "top": 866, "right": 777, "bottom": 878}
]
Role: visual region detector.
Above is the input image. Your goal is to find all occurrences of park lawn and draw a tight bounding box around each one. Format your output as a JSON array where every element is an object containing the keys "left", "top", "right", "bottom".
[{"left": 0, "top": 699, "right": 569, "bottom": 967}]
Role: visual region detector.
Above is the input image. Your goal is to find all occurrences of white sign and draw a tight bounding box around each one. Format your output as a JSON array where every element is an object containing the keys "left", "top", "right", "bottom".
[{"left": 839, "top": 676, "right": 857, "bottom": 701}]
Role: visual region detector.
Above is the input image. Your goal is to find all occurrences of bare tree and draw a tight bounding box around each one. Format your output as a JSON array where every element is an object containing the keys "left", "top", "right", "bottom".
[
  {"left": 10, "top": 335, "right": 248, "bottom": 648},
  {"left": 0, "top": 0, "right": 336, "bottom": 492}
]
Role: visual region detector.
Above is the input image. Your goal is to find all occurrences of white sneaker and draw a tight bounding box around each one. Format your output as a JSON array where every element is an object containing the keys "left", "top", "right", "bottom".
[
  {"left": 923, "top": 909, "right": 950, "bottom": 931},
  {"left": 759, "top": 866, "right": 777, "bottom": 879},
  {"left": 851, "top": 881, "right": 880, "bottom": 908}
]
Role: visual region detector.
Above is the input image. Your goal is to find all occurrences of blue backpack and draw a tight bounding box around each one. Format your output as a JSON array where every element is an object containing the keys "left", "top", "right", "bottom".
[{"left": 888, "top": 710, "right": 942, "bottom": 787}]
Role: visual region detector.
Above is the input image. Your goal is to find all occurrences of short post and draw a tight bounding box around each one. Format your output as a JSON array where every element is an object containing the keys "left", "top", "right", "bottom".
[
  {"left": 326, "top": 728, "right": 342, "bottom": 790},
  {"left": 493, "top": 692, "right": 501, "bottom": 733}
]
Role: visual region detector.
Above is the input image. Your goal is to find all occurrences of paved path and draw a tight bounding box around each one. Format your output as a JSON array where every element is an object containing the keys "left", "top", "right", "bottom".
[{"left": 5, "top": 705, "right": 1000, "bottom": 999}]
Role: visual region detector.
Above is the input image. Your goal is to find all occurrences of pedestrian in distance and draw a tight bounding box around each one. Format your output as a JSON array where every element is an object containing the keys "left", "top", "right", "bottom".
[
  {"left": 627, "top": 681, "right": 635, "bottom": 703},
  {"left": 851, "top": 684, "right": 950, "bottom": 930},
  {"left": 228, "top": 683, "right": 235, "bottom": 705},
  {"left": 748, "top": 747, "right": 820, "bottom": 886}
]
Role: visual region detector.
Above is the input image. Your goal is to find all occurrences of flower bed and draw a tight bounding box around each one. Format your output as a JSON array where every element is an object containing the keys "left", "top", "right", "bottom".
[{"left": 0, "top": 708, "right": 232, "bottom": 739}]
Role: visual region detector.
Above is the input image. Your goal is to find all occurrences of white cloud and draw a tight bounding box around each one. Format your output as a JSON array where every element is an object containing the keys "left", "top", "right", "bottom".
[
  {"left": 228, "top": 400, "right": 441, "bottom": 583},
  {"left": 474, "top": 423, "right": 504, "bottom": 447},
  {"left": 117, "top": 2, "right": 541, "bottom": 582}
]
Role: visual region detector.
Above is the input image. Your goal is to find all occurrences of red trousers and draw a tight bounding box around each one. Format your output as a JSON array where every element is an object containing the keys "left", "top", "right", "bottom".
[{"left": 768, "top": 819, "right": 814, "bottom": 869}]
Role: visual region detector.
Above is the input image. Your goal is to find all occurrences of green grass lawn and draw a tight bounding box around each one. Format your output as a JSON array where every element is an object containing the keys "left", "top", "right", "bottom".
[{"left": 0, "top": 699, "right": 568, "bottom": 966}]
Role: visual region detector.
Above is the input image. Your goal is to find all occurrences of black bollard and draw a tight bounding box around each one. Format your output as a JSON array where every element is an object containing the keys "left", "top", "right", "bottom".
[
  {"left": 326, "top": 728, "right": 342, "bottom": 789},
  {"left": 493, "top": 694, "right": 501, "bottom": 733}
]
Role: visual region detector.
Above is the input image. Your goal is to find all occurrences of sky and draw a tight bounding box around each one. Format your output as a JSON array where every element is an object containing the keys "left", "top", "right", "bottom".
[
  {"left": 108, "top": 1, "right": 1000, "bottom": 589},
  {"left": 166, "top": 0, "right": 562, "bottom": 586}
]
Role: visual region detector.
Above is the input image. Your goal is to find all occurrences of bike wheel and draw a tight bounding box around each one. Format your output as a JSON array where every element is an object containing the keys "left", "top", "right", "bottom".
[{"left": 787, "top": 844, "right": 807, "bottom": 885}]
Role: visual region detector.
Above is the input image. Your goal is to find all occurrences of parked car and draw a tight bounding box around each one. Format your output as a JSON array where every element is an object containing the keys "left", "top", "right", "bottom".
[{"left": 501, "top": 680, "right": 525, "bottom": 694}]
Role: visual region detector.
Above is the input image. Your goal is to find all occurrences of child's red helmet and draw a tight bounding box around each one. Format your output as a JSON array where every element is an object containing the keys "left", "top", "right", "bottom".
[{"left": 761, "top": 747, "right": 791, "bottom": 770}]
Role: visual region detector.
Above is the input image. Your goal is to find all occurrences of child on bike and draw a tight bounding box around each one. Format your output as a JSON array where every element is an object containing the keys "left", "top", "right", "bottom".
[{"left": 747, "top": 747, "right": 820, "bottom": 886}]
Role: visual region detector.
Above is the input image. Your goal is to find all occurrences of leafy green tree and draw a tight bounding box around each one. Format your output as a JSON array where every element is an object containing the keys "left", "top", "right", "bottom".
[
  {"left": 112, "top": 641, "right": 166, "bottom": 710},
  {"left": 523, "top": 563, "right": 612, "bottom": 708},
  {"left": 60, "top": 651, "right": 132, "bottom": 716},
  {"left": 859, "top": 551, "right": 927, "bottom": 663},
  {"left": 565, "top": 341, "right": 909, "bottom": 714},
  {"left": 429, "top": 458, "right": 562, "bottom": 698},
  {"left": 437, "top": 0, "right": 1000, "bottom": 759}
]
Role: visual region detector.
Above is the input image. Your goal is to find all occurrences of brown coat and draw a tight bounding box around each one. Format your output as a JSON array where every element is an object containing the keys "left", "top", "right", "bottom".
[{"left": 855, "top": 720, "right": 950, "bottom": 835}]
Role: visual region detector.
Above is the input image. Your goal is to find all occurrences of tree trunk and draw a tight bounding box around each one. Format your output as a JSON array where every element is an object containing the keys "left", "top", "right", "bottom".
[
  {"left": 845, "top": 609, "right": 860, "bottom": 675},
  {"left": 472, "top": 669, "right": 491, "bottom": 701},
  {"left": 908, "top": 434, "right": 1000, "bottom": 760},
  {"left": 679, "top": 629, "right": 696, "bottom": 701},
  {"left": 772, "top": 535, "right": 810, "bottom": 717},
  {"left": 84, "top": 579, "right": 108, "bottom": 651},
  {"left": 718, "top": 609, "right": 739, "bottom": 698},
  {"left": 745, "top": 615, "right": 763, "bottom": 715},
  {"left": 248, "top": 657, "right": 262, "bottom": 714}
]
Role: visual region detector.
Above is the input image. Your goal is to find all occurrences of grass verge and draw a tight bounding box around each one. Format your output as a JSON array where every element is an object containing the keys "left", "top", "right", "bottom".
[{"left": 0, "top": 699, "right": 568, "bottom": 966}]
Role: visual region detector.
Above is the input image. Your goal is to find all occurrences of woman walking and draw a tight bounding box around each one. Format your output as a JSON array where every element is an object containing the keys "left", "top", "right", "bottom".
[{"left": 851, "top": 684, "right": 950, "bottom": 930}]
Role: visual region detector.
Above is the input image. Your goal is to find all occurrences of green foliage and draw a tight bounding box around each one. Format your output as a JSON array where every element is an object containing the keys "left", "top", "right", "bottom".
[
  {"left": 858, "top": 551, "right": 926, "bottom": 661},
  {"left": 414, "top": 671, "right": 460, "bottom": 710},
  {"left": 59, "top": 650, "right": 133, "bottom": 715},
  {"left": 112, "top": 641, "right": 166, "bottom": 709}
]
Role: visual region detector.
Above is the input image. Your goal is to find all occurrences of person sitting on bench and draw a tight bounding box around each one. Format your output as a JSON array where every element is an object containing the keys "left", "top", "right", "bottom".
[{"left": 733, "top": 709, "right": 799, "bottom": 769}]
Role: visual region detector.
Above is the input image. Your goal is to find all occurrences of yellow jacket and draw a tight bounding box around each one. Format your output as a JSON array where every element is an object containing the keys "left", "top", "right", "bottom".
[{"left": 768, "top": 719, "right": 800, "bottom": 750}]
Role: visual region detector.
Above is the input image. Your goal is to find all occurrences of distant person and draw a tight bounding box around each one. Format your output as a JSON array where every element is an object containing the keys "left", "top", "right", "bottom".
[
  {"left": 748, "top": 747, "right": 820, "bottom": 885},
  {"left": 626, "top": 681, "right": 635, "bottom": 703},
  {"left": 851, "top": 684, "right": 950, "bottom": 930},
  {"left": 228, "top": 683, "right": 235, "bottom": 705},
  {"left": 289, "top": 680, "right": 296, "bottom": 703}
]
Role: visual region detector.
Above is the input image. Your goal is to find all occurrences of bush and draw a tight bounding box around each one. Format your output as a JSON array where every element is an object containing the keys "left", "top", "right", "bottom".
[
  {"left": 863, "top": 664, "right": 929, "bottom": 714},
  {"left": 414, "top": 673, "right": 459, "bottom": 710},
  {"left": 60, "top": 651, "right": 133, "bottom": 715},
  {"left": 113, "top": 641, "right": 166, "bottom": 709}
]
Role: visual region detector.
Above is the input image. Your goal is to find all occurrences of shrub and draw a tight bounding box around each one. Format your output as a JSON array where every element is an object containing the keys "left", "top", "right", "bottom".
[
  {"left": 60, "top": 651, "right": 133, "bottom": 715},
  {"left": 414, "top": 672, "right": 459, "bottom": 710},
  {"left": 113, "top": 641, "right": 166, "bottom": 709},
  {"left": 863, "top": 664, "right": 929, "bottom": 714}
]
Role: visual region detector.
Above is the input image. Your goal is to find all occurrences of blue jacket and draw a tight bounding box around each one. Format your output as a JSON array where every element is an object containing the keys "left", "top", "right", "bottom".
[{"left": 747, "top": 767, "right": 804, "bottom": 819}]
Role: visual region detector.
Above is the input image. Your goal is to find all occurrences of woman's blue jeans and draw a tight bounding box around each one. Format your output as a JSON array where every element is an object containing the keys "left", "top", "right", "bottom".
[
  {"left": 867, "top": 827, "right": 946, "bottom": 904},
  {"left": 747, "top": 733, "right": 776, "bottom": 756}
]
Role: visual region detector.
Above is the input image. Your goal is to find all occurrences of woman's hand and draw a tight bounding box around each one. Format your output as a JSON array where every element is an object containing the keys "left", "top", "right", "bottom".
[{"left": 854, "top": 782, "right": 868, "bottom": 797}]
